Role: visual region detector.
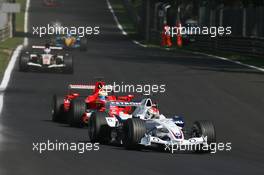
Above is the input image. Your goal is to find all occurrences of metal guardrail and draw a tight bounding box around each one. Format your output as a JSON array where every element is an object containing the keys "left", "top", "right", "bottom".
[
  {"left": 190, "top": 35, "right": 264, "bottom": 58},
  {"left": 0, "top": 26, "right": 10, "bottom": 41},
  {"left": 147, "top": 28, "right": 264, "bottom": 58}
]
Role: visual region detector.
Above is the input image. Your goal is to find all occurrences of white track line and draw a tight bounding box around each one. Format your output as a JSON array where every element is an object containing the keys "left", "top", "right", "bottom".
[
  {"left": 106, "top": 0, "right": 147, "bottom": 48},
  {"left": 191, "top": 51, "right": 264, "bottom": 72},
  {"left": 0, "top": 45, "right": 23, "bottom": 113},
  {"left": 106, "top": 0, "right": 127, "bottom": 36},
  {"left": 132, "top": 40, "right": 147, "bottom": 48},
  {"left": 0, "top": 0, "right": 30, "bottom": 115}
]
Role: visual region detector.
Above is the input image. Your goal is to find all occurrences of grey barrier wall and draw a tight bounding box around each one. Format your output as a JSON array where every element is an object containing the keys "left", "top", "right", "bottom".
[
  {"left": 0, "top": 0, "right": 8, "bottom": 29},
  {"left": 0, "top": 0, "right": 12, "bottom": 41}
]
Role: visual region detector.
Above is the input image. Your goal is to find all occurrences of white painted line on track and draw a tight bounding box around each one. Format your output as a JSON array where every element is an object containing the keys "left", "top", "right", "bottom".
[
  {"left": 0, "top": 0, "right": 30, "bottom": 115},
  {"left": 106, "top": 0, "right": 127, "bottom": 36},
  {"left": 132, "top": 40, "right": 147, "bottom": 48},
  {"left": 0, "top": 45, "right": 23, "bottom": 112},
  {"left": 191, "top": 51, "right": 264, "bottom": 72},
  {"left": 106, "top": 0, "right": 147, "bottom": 48}
]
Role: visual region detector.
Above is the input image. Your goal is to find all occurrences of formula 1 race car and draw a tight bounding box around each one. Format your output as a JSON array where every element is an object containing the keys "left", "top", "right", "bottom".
[
  {"left": 43, "top": 0, "right": 60, "bottom": 7},
  {"left": 19, "top": 44, "right": 73, "bottom": 73},
  {"left": 88, "top": 98, "right": 216, "bottom": 153},
  {"left": 53, "top": 34, "right": 87, "bottom": 51},
  {"left": 52, "top": 81, "right": 135, "bottom": 127}
]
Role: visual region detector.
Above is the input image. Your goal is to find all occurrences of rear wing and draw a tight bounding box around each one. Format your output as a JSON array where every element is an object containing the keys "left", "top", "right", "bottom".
[
  {"left": 68, "top": 84, "right": 113, "bottom": 90},
  {"left": 108, "top": 101, "right": 141, "bottom": 107},
  {"left": 32, "top": 45, "right": 63, "bottom": 50},
  {"left": 68, "top": 84, "right": 95, "bottom": 90}
]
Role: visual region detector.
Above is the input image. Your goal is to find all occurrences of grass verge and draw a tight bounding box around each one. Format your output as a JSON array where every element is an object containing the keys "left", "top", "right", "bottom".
[{"left": 0, "top": 0, "right": 26, "bottom": 76}]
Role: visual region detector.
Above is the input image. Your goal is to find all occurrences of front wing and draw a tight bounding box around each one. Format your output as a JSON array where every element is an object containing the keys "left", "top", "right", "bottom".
[
  {"left": 140, "top": 135, "right": 208, "bottom": 147},
  {"left": 27, "top": 62, "right": 66, "bottom": 68}
]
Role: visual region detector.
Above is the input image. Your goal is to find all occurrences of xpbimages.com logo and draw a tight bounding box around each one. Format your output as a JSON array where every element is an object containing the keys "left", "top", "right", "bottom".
[
  {"left": 164, "top": 141, "right": 232, "bottom": 154},
  {"left": 164, "top": 25, "right": 232, "bottom": 38},
  {"left": 32, "top": 24, "right": 100, "bottom": 37},
  {"left": 32, "top": 140, "right": 100, "bottom": 154},
  {"left": 105, "top": 82, "right": 166, "bottom": 95}
]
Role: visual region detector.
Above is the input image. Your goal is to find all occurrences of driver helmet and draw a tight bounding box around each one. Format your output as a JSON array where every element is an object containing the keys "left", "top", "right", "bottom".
[
  {"left": 146, "top": 107, "right": 160, "bottom": 119},
  {"left": 163, "top": 25, "right": 170, "bottom": 34},
  {"left": 44, "top": 43, "right": 51, "bottom": 54},
  {"left": 98, "top": 86, "right": 108, "bottom": 100},
  {"left": 66, "top": 33, "right": 72, "bottom": 38}
]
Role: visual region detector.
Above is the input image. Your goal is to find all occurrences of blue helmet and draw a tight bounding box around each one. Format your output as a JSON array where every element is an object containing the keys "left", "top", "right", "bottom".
[{"left": 99, "top": 95, "right": 106, "bottom": 101}]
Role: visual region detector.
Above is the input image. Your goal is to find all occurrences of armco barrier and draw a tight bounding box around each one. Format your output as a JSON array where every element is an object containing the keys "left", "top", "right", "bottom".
[{"left": 190, "top": 35, "right": 264, "bottom": 58}]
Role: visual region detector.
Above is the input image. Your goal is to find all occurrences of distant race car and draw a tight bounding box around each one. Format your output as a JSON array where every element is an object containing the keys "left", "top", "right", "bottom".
[
  {"left": 88, "top": 98, "right": 216, "bottom": 152},
  {"left": 182, "top": 19, "right": 198, "bottom": 44},
  {"left": 53, "top": 34, "right": 87, "bottom": 51},
  {"left": 52, "top": 81, "right": 135, "bottom": 127},
  {"left": 43, "top": 0, "right": 60, "bottom": 7},
  {"left": 19, "top": 44, "right": 73, "bottom": 73}
]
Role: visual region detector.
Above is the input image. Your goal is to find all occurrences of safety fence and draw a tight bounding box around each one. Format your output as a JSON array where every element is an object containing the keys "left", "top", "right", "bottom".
[{"left": 0, "top": 26, "right": 10, "bottom": 41}]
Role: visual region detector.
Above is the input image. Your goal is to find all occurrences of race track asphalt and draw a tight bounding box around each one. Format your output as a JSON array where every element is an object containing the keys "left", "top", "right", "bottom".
[{"left": 0, "top": 0, "right": 264, "bottom": 175}]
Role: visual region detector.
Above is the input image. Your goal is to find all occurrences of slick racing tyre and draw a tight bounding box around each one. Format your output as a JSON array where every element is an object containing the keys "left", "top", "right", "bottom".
[
  {"left": 63, "top": 54, "right": 73, "bottom": 73},
  {"left": 191, "top": 120, "right": 216, "bottom": 153},
  {"left": 68, "top": 99, "right": 86, "bottom": 127},
  {"left": 88, "top": 112, "right": 110, "bottom": 143},
  {"left": 52, "top": 95, "right": 65, "bottom": 122},
  {"left": 80, "top": 38, "right": 87, "bottom": 51},
  {"left": 123, "top": 118, "right": 146, "bottom": 149},
  {"left": 19, "top": 53, "right": 30, "bottom": 71}
]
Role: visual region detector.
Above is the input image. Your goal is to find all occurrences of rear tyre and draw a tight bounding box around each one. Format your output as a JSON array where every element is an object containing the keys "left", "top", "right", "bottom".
[
  {"left": 123, "top": 118, "right": 146, "bottom": 149},
  {"left": 68, "top": 99, "right": 86, "bottom": 127},
  {"left": 63, "top": 54, "right": 73, "bottom": 73},
  {"left": 88, "top": 112, "right": 110, "bottom": 143},
  {"left": 80, "top": 38, "right": 87, "bottom": 51},
  {"left": 52, "top": 95, "right": 64, "bottom": 122},
  {"left": 19, "top": 53, "right": 30, "bottom": 71},
  {"left": 191, "top": 120, "right": 216, "bottom": 153}
]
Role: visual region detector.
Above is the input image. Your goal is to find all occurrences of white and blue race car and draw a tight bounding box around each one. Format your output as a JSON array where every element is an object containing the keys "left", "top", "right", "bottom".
[{"left": 88, "top": 98, "right": 216, "bottom": 152}]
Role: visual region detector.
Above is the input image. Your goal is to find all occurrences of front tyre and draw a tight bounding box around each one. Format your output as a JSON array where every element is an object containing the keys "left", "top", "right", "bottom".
[
  {"left": 63, "top": 54, "right": 73, "bottom": 73},
  {"left": 191, "top": 120, "right": 216, "bottom": 153},
  {"left": 52, "top": 95, "right": 64, "bottom": 122},
  {"left": 123, "top": 118, "right": 146, "bottom": 149},
  {"left": 19, "top": 54, "right": 30, "bottom": 71},
  {"left": 88, "top": 112, "right": 110, "bottom": 143},
  {"left": 80, "top": 38, "right": 87, "bottom": 51}
]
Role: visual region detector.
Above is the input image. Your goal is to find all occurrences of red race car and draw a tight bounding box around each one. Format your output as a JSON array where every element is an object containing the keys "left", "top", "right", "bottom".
[
  {"left": 52, "top": 81, "right": 135, "bottom": 127},
  {"left": 43, "top": 0, "right": 60, "bottom": 7}
]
